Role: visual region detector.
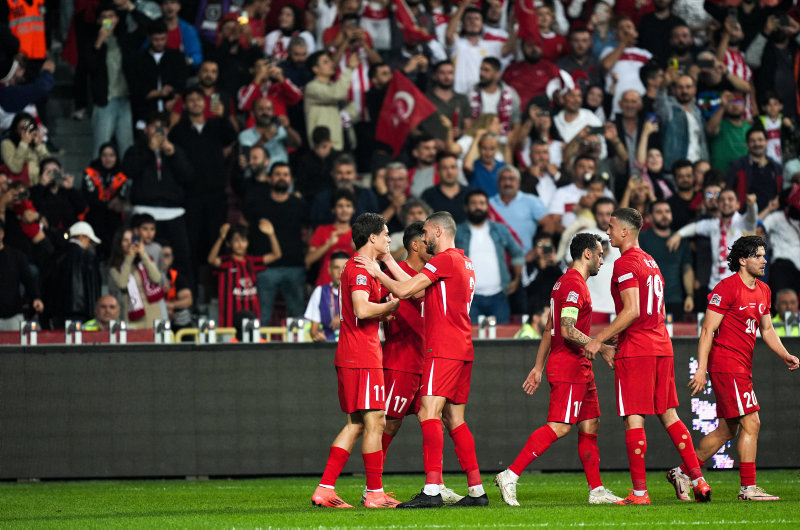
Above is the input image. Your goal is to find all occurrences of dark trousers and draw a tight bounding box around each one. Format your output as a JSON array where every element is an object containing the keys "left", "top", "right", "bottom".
[{"left": 156, "top": 215, "right": 194, "bottom": 291}]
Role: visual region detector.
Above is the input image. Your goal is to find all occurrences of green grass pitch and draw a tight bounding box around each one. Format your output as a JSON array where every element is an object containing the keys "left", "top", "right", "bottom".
[{"left": 1, "top": 470, "right": 799, "bottom": 528}]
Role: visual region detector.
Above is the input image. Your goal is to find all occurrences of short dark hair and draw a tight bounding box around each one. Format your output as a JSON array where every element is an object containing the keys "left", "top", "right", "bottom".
[
  {"left": 702, "top": 168, "right": 726, "bottom": 188},
  {"left": 148, "top": 19, "right": 168, "bottom": 36},
  {"left": 330, "top": 251, "right": 350, "bottom": 263},
  {"left": 352, "top": 212, "right": 386, "bottom": 249},
  {"left": 436, "top": 151, "right": 458, "bottom": 164},
  {"left": 331, "top": 188, "right": 356, "bottom": 208},
  {"left": 403, "top": 220, "right": 425, "bottom": 251},
  {"left": 412, "top": 133, "right": 435, "bottom": 150},
  {"left": 671, "top": 159, "right": 693, "bottom": 174},
  {"left": 591, "top": 196, "right": 617, "bottom": 217},
  {"left": 465, "top": 188, "right": 488, "bottom": 205},
  {"left": 145, "top": 111, "right": 168, "bottom": 126},
  {"left": 39, "top": 157, "right": 61, "bottom": 173},
  {"left": 311, "top": 126, "right": 331, "bottom": 146},
  {"left": 570, "top": 232, "right": 602, "bottom": 262},
  {"left": 568, "top": 27, "right": 592, "bottom": 38},
  {"left": 759, "top": 89, "right": 781, "bottom": 108},
  {"left": 333, "top": 153, "right": 357, "bottom": 172},
  {"left": 269, "top": 162, "right": 291, "bottom": 176},
  {"left": 183, "top": 86, "right": 205, "bottom": 101},
  {"left": 727, "top": 235, "right": 765, "bottom": 272},
  {"left": 746, "top": 127, "right": 766, "bottom": 143},
  {"left": 306, "top": 50, "right": 328, "bottom": 72},
  {"left": 482, "top": 56, "right": 501, "bottom": 72},
  {"left": 368, "top": 62, "right": 390, "bottom": 80},
  {"left": 432, "top": 59, "right": 453, "bottom": 73},
  {"left": 426, "top": 211, "right": 457, "bottom": 237},
  {"left": 612, "top": 207, "right": 643, "bottom": 232},
  {"left": 131, "top": 213, "right": 156, "bottom": 229},
  {"left": 639, "top": 60, "right": 664, "bottom": 86},
  {"left": 648, "top": 199, "right": 670, "bottom": 215},
  {"left": 227, "top": 224, "right": 249, "bottom": 242}
]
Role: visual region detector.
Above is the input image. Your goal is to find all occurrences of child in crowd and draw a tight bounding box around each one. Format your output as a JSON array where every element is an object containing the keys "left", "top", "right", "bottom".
[
  {"left": 132, "top": 213, "right": 163, "bottom": 275},
  {"left": 208, "top": 221, "right": 281, "bottom": 327},
  {"left": 304, "top": 251, "right": 348, "bottom": 342},
  {"left": 758, "top": 90, "right": 795, "bottom": 164}
]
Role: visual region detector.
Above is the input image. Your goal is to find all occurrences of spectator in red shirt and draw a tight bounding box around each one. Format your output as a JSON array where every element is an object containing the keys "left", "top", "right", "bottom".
[
  {"left": 536, "top": 4, "right": 568, "bottom": 62},
  {"left": 306, "top": 188, "right": 356, "bottom": 286},
  {"left": 237, "top": 58, "right": 303, "bottom": 119},
  {"left": 503, "top": 39, "right": 561, "bottom": 111}
]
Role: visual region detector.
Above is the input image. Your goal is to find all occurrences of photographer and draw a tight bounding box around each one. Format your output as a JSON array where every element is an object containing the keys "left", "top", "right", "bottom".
[
  {"left": 238, "top": 96, "right": 301, "bottom": 168},
  {"left": 30, "top": 158, "right": 86, "bottom": 240},
  {"left": 523, "top": 232, "right": 566, "bottom": 316},
  {"left": 1, "top": 112, "right": 51, "bottom": 186}
]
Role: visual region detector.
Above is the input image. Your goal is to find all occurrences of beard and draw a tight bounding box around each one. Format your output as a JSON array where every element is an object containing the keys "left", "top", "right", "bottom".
[
  {"left": 467, "top": 210, "right": 489, "bottom": 224},
  {"left": 653, "top": 218, "right": 671, "bottom": 230},
  {"left": 272, "top": 180, "right": 290, "bottom": 193},
  {"left": 478, "top": 77, "right": 493, "bottom": 88},
  {"left": 425, "top": 238, "right": 436, "bottom": 256},
  {"left": 771, "top": 31, "right": 789, "bottom": 44},
  {"left": 672, "top": 43, "right": 690, "bottom": 55},
  {"left": 435, "top": 79, "right": 453, "bottom": 90}
]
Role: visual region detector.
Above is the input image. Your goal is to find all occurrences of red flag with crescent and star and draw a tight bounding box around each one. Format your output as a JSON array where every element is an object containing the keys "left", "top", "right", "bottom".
[
  {"left": 515, "top": 0, "right": 543, "bottom": 46},
  {"left": 376, "top": 71, "right": 437, "bottom": 156},
  {"left": 393, "top": 0, "right": 435, "bottom": 44}
]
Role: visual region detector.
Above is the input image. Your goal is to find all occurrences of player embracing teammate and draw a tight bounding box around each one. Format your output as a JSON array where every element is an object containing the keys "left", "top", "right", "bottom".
[
  {"left": 667, "top": 236, "right": 799, "bottom": 501},
  {"left": 495, "top": 233, "right": 623, "bottom": 506},
  {"left": 584, "top": 208, "right": 712, "bottom": 504}
]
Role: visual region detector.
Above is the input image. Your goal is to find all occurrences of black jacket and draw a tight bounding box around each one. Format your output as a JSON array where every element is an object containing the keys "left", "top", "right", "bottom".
[
  {"left": 124, "top": 140, "right": 193, "bottom": 208},
  {"left": 130, "top": 47, "right": 188, "bottom": 121},
  {"left": 45, "top": 242, "right": 102, "bottom": 324},
  {"left": 168, "top": 117, "right": 237, "bottom": 195},
  {"left": 85, "top": 9, "right": 142, "bottom": 107}
]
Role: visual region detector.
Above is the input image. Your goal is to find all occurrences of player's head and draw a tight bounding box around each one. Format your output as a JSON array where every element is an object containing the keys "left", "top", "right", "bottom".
[
  {"left": 352, "top": 212, "right": 390, "bottom": 254},
  {"left": 570, "top": 232, "right": 604, "bottom": 277},
  {"left": 329, "top": 251, "right": 350, "bottom": 288},
  {"left": 403, "top": 220, "right": 430, "bottom": 262},
  {"left": 607, "top": 208, "right": 642, "bottom": 248},
  {"left": 423, "top": 211, "right": 457, "bottom": 256},
  {"left": 727, "top": 235, "right": 766, "bottom": 277}
]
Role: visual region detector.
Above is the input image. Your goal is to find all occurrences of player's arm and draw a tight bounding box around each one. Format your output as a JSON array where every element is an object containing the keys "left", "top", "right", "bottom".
[
  {"left": 523, "top": 321, "right": 552, "bottom": 396},
  {"left": 378, "top": 253, "right": 412, "bottom": 282},
  {"left": 759, "top": 313, "right": 800, "bottom": 371},
  {"left": 351, "top": 290, "right": 400, "bottom": 320},
  {"left": 689, "top": 309, "right": 724, "bottom": 395},
  {"left": 356, "top": 256, "right": 432, "bottom": 299},
  {"left": 584, "top": 287, "right": 639, "bottom": 358},
  {"left": 562, "top": 307, "right": 616, "bottom": 369}
]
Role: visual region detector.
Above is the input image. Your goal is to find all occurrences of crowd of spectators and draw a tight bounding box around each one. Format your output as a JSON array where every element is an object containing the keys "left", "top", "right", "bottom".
[{"left": 2, "top": 0, "right": 800, "bottom": 338}]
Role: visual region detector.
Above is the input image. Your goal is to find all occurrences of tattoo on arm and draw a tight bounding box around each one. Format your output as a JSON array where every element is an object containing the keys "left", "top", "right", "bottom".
[{"left": 561, "top": 316, "right": 591, "bottom": 347}]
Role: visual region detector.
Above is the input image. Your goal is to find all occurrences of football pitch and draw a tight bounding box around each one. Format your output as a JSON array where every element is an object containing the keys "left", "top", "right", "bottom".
[{"left": 1, "top": 470, "right": 798, "bottom": 528}]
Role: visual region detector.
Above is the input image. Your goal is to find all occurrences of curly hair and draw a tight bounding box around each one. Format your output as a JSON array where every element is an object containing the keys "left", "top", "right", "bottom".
[{"left": 727, "top": 236, "right": 765, "bottom": 272}]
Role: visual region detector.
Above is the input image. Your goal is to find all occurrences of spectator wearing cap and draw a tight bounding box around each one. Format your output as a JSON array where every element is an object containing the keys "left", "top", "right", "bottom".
[
  {"left": 0, "top": 217, "right": 43, "bottom": 331},
  {"left": 707, "top": 91, "right": 750, "bottom": 172},
  {"left": 446, "top": 3, "right": 514, "bottom": 94},
  {"left": 44, "top": 221, "right": 103, "bottom": 328},
  {"left": 726, "top": 128, "right": 782, "bottom": 212}
]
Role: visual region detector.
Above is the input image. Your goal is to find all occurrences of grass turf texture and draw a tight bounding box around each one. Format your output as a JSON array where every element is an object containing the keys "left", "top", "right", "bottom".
[{"left": 1, "top": 470, "right": 799, "bottom": 528}]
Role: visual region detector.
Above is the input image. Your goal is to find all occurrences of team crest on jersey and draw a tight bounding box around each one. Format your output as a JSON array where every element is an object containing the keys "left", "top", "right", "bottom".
[
  {"left": 617, "top": 272, "right": 633, "bottom": 283},
  {"left": 356, "top": 274, "right": 368, "bottom": 286},
  {"left": 710, "top": 294, "right": 721, "bottom": 306},
  {"left": 566, "top": 291, "right": 579, "bottom": 303}
]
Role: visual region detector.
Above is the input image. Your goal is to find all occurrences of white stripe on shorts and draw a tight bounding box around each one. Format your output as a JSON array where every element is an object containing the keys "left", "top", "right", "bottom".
[
  {"left": 618, "top": 380, "right": 626, "bottom": 417},
  {"left": 385, "top": 379, "right": 396, "bottom": 413},
  {"left": 427, "top": 360, "right": 435, "bottom": 395},
  {"left": 734, "top": 378, "right": 745, "bottom": 417},
  {"left": 564, "top": 384, "right": 573, "bottom": 423},
  {"left": 365, "top": 372, "right": 371, "bottom": 409}
]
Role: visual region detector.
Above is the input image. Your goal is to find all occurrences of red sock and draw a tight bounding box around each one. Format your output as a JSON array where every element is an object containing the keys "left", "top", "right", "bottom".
[
  {"left": 625, "top": 428, "right": 647, "bottom": 491},
  {"left": 578, "top": 432, "right": 603, "bottom": 490},
  {"left": 449, "top": 423, "right": 482, "bottom": 487},
  {"left": 681, "top": 458, "right": 705, "bottom": 477},
  {"left": 421, "top": 419, "right": 444, "bottom": 485},
  {"left": 667, "top": 421, "right": 702, "bottom": 481},
  {"left": 320, "top": 446, "right": 350, "bottom": 487},
  {"left": 740, "top": 461, "right": 756, "bottom": 487},
  {"left": 381, "top": 432, "right": 394, "bottom": 461},
  {"left": 363, "top": 450, "right": 383, "bottom": 491},
  {"left": 509, "top": 425, "right": 558, "bottom": 476}
]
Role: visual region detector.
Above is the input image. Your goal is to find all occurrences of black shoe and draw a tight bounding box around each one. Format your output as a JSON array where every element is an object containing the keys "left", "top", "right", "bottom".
[
  {"left": 396, "top": 489, "right": 444, "bottom": 509},
  {"left": 453, "top": 493, "right": 489, "bottom": 507}
]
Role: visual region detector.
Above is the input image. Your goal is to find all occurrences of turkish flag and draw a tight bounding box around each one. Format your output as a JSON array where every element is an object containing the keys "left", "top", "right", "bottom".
[
  {"left": 393, "top": 0, "right": 435, "bottom": 44},
  {"left": 376, "top": 71, "right": 437, "bottom": 157},
  {"left": 515, "top": 0, "right": 542, "bottom": 46}
]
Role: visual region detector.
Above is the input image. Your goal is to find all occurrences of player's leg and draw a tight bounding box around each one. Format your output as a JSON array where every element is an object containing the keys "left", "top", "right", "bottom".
[
  {"left": 614, "top": 357, "right": 652, "bottom": 504},
  {"left": 577, "top": 414, "right": 623, "bottom": 504},
  {"left": 737, "top": 411, "right": 777, "bottom": 500},
  {"left": 442, "top": 401, "right": 488, "bottom": 506},
  {"left": 361, "top": 409, "right": 401, "bottom": 507},
  {"left": 312, "top": 412, "right": 364, "bottom": 508},
  {"left": 383, "top": 416, "right": 403, "bottom": 455},
  {"left": 658, "top": 407, "right": 711, "bottom": 502},
  {"left": 669, "top": 418, "right": 738, "bottom": 501}
]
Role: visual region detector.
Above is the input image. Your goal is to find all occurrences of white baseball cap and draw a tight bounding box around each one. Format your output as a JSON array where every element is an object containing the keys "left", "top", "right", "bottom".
[{"left": 69, "top": 221, "right": 101, "bottom": 244}]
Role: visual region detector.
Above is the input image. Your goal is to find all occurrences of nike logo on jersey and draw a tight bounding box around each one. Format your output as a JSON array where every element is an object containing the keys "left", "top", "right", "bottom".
[{"left": 739, "top": 306, "right": 748, "bottom": 310}]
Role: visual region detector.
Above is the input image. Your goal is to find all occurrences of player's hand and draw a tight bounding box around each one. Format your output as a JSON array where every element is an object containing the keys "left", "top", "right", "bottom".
[
  {"left": 666, "top": 233, "right": 682, "bottom": 252},
  {"left": 599, "top": 344, "right": 616, "bottom": 370},
  {"left": 354, "top": 255, "right": 381, "bottom": 277},
  {"left": 684, "top": 295, "right": 695, "bottom": 313},
  {"left": 583, "top": 338, "right": 602, "bottom": 360},
  {"left": 784, "top": 354, "right": 800, "bottom": 371},
  {"left": 522, "top": 366, "right": 543, "bottom": 395},
  {"left": 688, "top": 371, "right": 706, "bottom": 396}
]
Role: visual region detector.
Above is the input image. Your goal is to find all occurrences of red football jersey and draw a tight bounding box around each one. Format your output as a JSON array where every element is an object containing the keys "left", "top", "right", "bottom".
[
  {"left": 383, "top": 261, "right": 425, "bottom": 375},
  {"left": 334, "top": 254, "right": 383, "bottom": 369},
  {"left": 611, "top": 247, "right": 673, "bottom": 358},
  {"left": 706, "top": 273, "right": 771, "bottom": 375},
  {"left": 547, "top": 269, "right": 594, "bottom": 383},
  {"left": 420, "top": 247, "right": 475, "bottom": 361}
]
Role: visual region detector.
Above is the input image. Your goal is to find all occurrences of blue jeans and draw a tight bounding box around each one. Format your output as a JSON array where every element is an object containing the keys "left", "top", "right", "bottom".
[
  {"left": 257, "top": 266, "right": 306, "bottom": 325},
  {"left": 92, "top": 96, "right": 133, "bottom": 158},
  {"left": 469, "top": 292, "right": 510, "bottom": 324}
]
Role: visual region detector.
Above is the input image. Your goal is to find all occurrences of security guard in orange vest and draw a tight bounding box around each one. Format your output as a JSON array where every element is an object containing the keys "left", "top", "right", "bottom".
[{"left": 7, "top": 0, "right": 46, "bottom": 60}]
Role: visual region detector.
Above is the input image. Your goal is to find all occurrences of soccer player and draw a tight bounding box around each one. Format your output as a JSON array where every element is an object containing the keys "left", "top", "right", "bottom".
[
  {"left": 667, "top": 236, "right": 799, "bottom": 501},
  {"left": 311, "top": 213, "right": 401, "bottom": 509},
  {"left": 495, "top": 233, "right": 622, "bottom": 506},
  {"left": 379, "top": 221, "right": 464, "bottom": 505},
  {"left": 356, "top": 211, "right": 487, "bottom": 508},
  {"left": 584, "top": 208, "right": 712, "bottom": 505}
]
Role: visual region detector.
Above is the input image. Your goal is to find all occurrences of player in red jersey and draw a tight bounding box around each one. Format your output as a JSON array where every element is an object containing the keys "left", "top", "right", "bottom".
[
  {"left": 666, "top": 236, "right": 799, "bottom": 501},
  {"left": 584, "top": 208, "right": 712, "bottom": 505},
  {"left": 495, "top": 233, "right": 623, "bottom": 506},
  {"left": 356, "top": 211, "right": 487, "bottom": 508},
  {"left": 379, "top": 221, "right": 464, "bottom": 506},
  {"left": 311, "top": 213, "right": 401, "bottom": 509}
]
